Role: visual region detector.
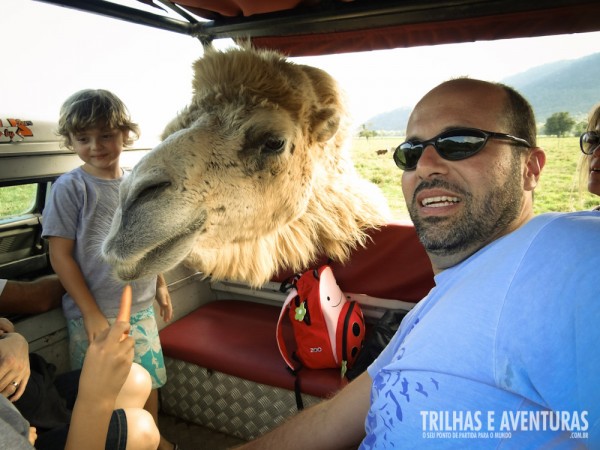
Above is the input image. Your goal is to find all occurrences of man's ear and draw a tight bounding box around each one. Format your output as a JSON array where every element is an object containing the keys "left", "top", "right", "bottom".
[{"left": 524, "top": 147, "right": 546, "bottom": 191}]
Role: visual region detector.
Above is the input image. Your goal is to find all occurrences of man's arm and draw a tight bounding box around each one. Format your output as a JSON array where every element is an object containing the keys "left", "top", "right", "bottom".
[
  {"left": 0, "top": 275, "right": 64, "bottom": 315},
  {"left": 237, "top": 371, "right": 371, "bottom": 450}
]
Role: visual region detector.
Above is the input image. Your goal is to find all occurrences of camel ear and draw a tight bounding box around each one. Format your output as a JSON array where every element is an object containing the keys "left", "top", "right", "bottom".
[{"left": 311, "top": 107, "right": 340, "bottom": 143}]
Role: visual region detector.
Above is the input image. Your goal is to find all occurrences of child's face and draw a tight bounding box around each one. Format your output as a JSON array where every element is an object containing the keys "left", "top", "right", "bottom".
[{"left": 70, "top": 127, "right": 125, "bottom": 177}]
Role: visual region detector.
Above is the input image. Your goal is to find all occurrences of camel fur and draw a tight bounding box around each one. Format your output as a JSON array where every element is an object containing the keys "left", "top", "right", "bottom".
[{"left": 102, "top": 46, "right": 390, "bottom": 286}]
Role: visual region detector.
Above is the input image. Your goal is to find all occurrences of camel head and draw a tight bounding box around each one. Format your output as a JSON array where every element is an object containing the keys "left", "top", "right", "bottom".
[{"left": 102, "top": 46, "right": 389, "bottom": 286}]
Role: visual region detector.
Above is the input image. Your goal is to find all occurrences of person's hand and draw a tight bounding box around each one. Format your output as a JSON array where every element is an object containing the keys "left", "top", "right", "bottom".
[
  {"left": 155, "top": 283, "right": 173, "bottom": 323},
  {"left": 0, "top": 318, "right": 15, "bottom": 334},
  {"left": 0, "top": 332, "right": 30, "bottom": 401},
  {"left": 77, "top": 321, "right": 134, "bottom": 407},
  {"left": 83, "top": 310, "right": 110, "bottom": 343},
  {"left": 28, "top": 426, "right": 37, "bottom": 446}
]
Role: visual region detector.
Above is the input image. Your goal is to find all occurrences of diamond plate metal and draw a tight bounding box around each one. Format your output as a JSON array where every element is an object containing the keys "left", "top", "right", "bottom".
[{"left": 161, "top": 358, "right": 322, "bottom": 441}]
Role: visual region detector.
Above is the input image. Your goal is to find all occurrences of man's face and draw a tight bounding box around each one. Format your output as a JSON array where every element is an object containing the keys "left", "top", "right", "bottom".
[{"left": 401, "top": 81, "right": 531, "bottom": 271}]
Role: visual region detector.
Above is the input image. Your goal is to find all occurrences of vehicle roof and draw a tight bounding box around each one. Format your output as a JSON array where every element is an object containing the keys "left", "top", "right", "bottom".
[{"left": 37, "top": 0, "right": 600, "bottom": 56}]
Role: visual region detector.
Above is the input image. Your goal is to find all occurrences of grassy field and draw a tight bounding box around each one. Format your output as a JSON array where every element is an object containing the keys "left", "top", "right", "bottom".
[
  {"left": 351, "top": 135, "right": 598, "bottom": 220},
  {"left": 0, "top": 184, "right": 37, "bottom": 218},
  {"left": 1, "top": 136, "right": 597, "bottom": 220}
]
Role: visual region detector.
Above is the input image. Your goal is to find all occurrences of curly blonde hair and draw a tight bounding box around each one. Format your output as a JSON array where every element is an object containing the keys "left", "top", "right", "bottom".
[{"left": 57, "top": 89, "right": 140, "bottom": 149}]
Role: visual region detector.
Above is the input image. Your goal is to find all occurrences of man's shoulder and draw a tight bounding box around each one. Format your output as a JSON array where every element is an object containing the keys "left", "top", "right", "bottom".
[
  {"left": 528, "top": 211, "right": 600, "bottom": 234},
  {"left": 521, "top": 212, "right": 600, "bottom": 257},
  {"left": 488, "top": 211, "right": 599, "bottom": 261}
]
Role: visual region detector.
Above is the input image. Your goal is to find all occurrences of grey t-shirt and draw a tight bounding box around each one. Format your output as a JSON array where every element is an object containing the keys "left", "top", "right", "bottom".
[
  {"left": 0, "top": 396, "right": 33, "bottom": 450},
  {"left": 42, "top": 167, "right": 156, "bottom": 320}
]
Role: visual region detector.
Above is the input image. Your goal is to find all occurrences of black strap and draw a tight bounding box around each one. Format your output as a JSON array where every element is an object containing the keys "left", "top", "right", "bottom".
[
  {"left": 279, "top": 272, "right": 300, "bottom": 293},
  {"left": 287, "top": 353, "right": 305, "bottom": 411},
  {"left": 293, "top": 374, "right": 304, "bottom": 411}
]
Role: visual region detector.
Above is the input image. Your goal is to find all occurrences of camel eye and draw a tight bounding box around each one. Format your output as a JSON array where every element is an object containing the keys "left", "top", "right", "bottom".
[
  {"left": 136, "top": 181, "right": 171, "bottom": 203},
  {"left": 262, "top": 137, "right": 285, "bottom": 154}
]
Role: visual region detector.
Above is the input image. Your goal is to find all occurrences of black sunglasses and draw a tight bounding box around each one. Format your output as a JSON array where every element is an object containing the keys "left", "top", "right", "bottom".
[
  {"left": 580, "top": 131, "right": 600, "bottom": 155},
  {"left": 393, "top": 127, "right": 532, "bottom": 171}
]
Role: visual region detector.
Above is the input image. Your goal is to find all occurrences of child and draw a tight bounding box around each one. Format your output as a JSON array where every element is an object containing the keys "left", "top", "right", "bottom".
[{"left": 42, "top": 89, "right": 176, "bottom": 450}]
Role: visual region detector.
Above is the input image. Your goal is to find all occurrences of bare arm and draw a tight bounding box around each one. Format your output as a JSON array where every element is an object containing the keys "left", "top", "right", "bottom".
[
  {"left": 48, "top": 236, "right": 109, "bottom": 341},
  {"left": 155, "top": 274, "right": 173, "bottom": 323},
  {"left": 237, "top": 371, "right": 371, "bottom": 450},
  {"left": 66, "top": 322, "right": 134, "bottom": 450},
  {"left": 0, "top": 275, "right": 64, "bottom": 315}
]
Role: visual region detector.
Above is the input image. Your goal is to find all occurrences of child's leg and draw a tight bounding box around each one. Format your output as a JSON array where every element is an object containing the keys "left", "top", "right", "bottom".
[
  {"left": 129, "top": 306, "right": 172, "bottom": 450},
  {"left": 114, "top": 362, "right": 152, "bottom": 410},
  {"left": 144, "top": 389, "right": 174, "bottom": 450},
  {"left": 144, "top": 388, "right": 159, "bottom": 421},
  {"left": 66, "top": 317, "right": 90, "bottom": 370}
]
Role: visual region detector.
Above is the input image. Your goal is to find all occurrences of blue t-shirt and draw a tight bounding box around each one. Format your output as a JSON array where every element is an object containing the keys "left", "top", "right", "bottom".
[
  {"left": 365, "top": 212, "right": 599, "bottom": 449},
  {"left": 42, "top": 167, "right": 157, "bottom": 320}
]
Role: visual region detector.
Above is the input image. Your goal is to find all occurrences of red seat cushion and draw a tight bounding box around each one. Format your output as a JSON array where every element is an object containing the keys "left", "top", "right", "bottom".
[{"left": 160, "top": 300, "right": 346, "bottom": 397}]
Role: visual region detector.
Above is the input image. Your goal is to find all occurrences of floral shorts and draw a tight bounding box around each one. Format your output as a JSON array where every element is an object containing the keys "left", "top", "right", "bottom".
[{"left": 67, "top": 305, "right": 167, "bottom": 388}]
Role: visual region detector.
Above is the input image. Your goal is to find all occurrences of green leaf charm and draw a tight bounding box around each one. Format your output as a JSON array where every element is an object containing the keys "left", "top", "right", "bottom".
[{"left": 294, "top": 301, "right": 307, "bottom": 321}]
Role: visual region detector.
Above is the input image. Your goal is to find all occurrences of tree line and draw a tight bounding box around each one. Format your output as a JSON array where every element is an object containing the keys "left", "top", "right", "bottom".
[{"left": 357, "top": 112, "right": 589, "bottom": 139}]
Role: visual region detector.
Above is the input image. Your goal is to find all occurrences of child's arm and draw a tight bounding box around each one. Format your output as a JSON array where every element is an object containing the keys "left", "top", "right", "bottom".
[
  {"left": 155, "top": 274, "right": 173, "bottom": 323},
  {"left": 48, "top": 236, "right": 109, "bottom": 341}
]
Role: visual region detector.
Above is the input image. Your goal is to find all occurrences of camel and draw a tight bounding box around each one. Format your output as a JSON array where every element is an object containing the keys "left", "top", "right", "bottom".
[{"left": 102, "top": 46, "right": 390, "bottom": 287}]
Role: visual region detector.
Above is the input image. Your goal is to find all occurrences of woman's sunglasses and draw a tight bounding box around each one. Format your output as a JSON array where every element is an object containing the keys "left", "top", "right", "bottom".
[
  {"left": 393, "top": 127, "right": 532, "bottom": 171},
  {"left": 580, "top": 131, "right": 600, "bottom": 155}
]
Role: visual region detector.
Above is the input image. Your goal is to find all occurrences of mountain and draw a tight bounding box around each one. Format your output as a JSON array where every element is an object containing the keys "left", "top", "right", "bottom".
[
  {"left": 503, "top": 52, "right": 600, "bottom": 123},
  {"left": 362, "top": 106, "right": 412, "bottom": 134},
  {"left": 363, "top": 52, "right": 600, "bottom": 132}
]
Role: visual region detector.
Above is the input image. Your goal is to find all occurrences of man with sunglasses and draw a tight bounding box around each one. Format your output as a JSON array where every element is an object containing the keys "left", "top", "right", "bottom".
[{"left": 238, "top": 79, "right": 600, "bottom": 449}]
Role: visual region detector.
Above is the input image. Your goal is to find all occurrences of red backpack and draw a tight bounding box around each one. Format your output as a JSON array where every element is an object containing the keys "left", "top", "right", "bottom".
[{"left": 276, "top": 265, "right": 366, "bottom": 379}]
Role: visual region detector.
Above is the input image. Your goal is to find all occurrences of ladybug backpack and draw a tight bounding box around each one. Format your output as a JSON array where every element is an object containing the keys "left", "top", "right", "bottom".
[{"left": 276, "top": 265, "right": 366, "bottom": 382}]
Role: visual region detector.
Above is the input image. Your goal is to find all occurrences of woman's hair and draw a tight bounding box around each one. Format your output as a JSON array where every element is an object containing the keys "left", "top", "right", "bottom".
[
  {"left": 586, "top": 103, "right": 600, "bottom": 133},
  {"left": 578, "top": 102, "right": 600, "bottom": 191},
  {"left": 57, "top": 89, "right": 140, "bottom": 149}
]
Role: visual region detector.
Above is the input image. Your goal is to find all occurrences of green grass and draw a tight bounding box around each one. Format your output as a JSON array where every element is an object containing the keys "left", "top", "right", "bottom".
[
  {"left": 350, "top": 136, "right": 598, "bottom": 220},
  {"left": 0, "top": 184, "right": 37, "bottom": 218}
]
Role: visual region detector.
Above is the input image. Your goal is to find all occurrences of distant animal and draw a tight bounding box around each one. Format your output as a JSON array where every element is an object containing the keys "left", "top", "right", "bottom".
[
  {"left": 376, "top": 149, "right": 388, "bottom": 155},
  {"left": 102, "top": 46, "right": 390, "bottom": 287}
]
